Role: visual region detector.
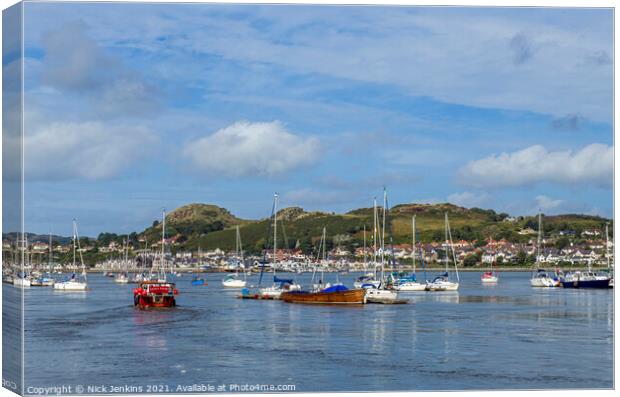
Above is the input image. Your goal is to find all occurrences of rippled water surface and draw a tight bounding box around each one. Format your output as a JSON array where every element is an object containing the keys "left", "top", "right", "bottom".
[{"left": 9, "top": 272, "right": 613, "bottom": 392}]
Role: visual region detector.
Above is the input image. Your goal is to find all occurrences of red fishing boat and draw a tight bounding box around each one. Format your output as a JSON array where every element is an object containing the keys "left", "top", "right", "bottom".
[
  {"left": 133, "top": 280, "right": 178, "bottom": 309},
  {"left": 133, "top": 209, "right": 179, "bottom": 309}
]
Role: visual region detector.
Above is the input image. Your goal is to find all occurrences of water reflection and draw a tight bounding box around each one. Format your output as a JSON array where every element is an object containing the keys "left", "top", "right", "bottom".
[{"left": 18, "top": 272, "right": 613, "bottom": 391}]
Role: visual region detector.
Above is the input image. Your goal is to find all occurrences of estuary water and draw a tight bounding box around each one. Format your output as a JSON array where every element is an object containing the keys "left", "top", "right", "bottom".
[{"left": 8, "top": 271, "right": 614, "bottom": 393}]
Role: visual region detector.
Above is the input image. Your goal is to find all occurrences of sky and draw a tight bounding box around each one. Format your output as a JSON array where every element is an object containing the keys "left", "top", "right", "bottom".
[{"left": 7, "top": 3, "right": 614, "bottom": 237}]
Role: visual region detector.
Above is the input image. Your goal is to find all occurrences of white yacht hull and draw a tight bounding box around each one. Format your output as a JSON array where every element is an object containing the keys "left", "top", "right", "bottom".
[
  {"left": 366, "top": 288, "right": 399, "bottom": 303},
  {"left": 259, "top": 284, "right": 302, "bottom": 299},
  {"left": 426, "top": 281, "right": 459, "bottom": 291},
  {"left": 54, "top": 281, "right": 88, "bottom": 290},
  {"left": 530, "top": 277, "right": 557, "bottom": 287},
  {"left": 13, "top": 278, "right": 31, "bottom": 288},
  {"left": 222, "top": 279, "right": 247, "bottom": 288},
  {"left": 481, "top": 276, "right": 499, "bottom": 284},
  {"left": 394, "top": 282, "right": 426, "bottom": 291}
]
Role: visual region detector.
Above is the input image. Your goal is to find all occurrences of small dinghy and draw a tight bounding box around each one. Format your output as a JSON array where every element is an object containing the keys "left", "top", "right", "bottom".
[{"left": 191, "top": 275, "right": 207, "bottom": 286}]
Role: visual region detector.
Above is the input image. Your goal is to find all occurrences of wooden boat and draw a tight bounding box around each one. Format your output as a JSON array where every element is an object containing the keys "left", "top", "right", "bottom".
[
  {"left": 134, "top": 281, "right": 178, "bottom": 309},
  {"left": 281, "top": 286, "right": 366, "bottom": 304}
]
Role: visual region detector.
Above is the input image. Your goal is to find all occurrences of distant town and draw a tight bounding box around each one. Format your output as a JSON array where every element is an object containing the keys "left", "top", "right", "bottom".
[{"left": 3, "top": 224, "right": 613, "bottom": 273}]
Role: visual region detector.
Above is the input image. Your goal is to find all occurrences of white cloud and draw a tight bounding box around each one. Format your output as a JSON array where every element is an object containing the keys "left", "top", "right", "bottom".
[
  {"left": 458, "top": 143, "right": 613, "bottom": 188},
  {"left": 24, "top": 8, "right": 612, "bottom": 121},
  {"left": 447, "top": 191, "right": 490, "bottom": 208},
  {"left": 184, "top": 121, "right": 320, "bottom": 177},
  {"left": 534, "top": 195, "right": 565, "bottom": 212},
  {"left": 24, "top": 121, "right": 157, "bottom": 180},
  {"left": 39, "top": 21, "right": 159, "bottom": 119}
]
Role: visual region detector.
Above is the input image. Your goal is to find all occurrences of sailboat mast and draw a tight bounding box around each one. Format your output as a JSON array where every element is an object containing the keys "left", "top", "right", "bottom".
[
  {"left": 73, "top": 219, "right": 87, "bottom": 281},
  {"left": 373, "top": 197, "right": 378, "bottom": 274},
  {"left": 537, "top": 211, "right": 542, "bottom": 266},
  {"left": 606, "top": 223, "right": 611, "bottom": 270},
  {"left": 363, "top": 225, "right": 367, "bottom": 271},
  {"left": 48, "top": 232, "right": 52, "bottom": 275},
  {"left": 444, "top": 213, "right": 448, "bottom": 273},
  {"left": 273, "top": 193, "right": 278, "bottom": 271},
  {"left": 381, "top": 189, "right": 386, "bottom": 267},
  {"left": 380, "top": 188, "right": 387, "bottom": 283},
  {"left": 446, "top": 214, "right": 459, "bottom": 282},
  {"left": 72, "top": 220, "right": 77, "bottom": 271},
  {"left": 412, "top": 215, "right": 416, "bottom": 274},
  {"left": 322, "top": 227, "right": 326, "bottom": 283},
  {"left": 161, "top": 209, "right": 166, "bottom": 280}
]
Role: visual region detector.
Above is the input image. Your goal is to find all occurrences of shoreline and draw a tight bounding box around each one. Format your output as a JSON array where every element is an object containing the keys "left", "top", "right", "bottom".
[{"left": 76, "top": 266, "right": 613, "bottom": 274}]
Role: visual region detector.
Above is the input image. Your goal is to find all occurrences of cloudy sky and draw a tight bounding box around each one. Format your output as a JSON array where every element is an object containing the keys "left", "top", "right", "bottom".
[{"left": 12, "top": 3, "right": 614, "bottom": 236}]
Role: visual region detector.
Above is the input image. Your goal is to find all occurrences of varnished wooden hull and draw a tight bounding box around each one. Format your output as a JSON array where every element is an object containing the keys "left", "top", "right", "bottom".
[{"left": 281, "top": 288, "right": 366, "bottom": 304}]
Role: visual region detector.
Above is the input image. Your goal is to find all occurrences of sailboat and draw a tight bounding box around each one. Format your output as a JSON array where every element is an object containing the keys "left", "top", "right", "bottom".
[
  {"left": 222, "top": 226, "right": 247, "bottom": 288},
  {"left": 33, "top": 233, "right": 55, "bottom": 286},
  {"left": 530, "top": 212, "right": 559, "bottom": 287},
  {"left": 353, "top": 200, "right": 381, "bottom": 289},
  {"left": 54, "top": 219, "right": 88, "bottom": 291},
  {"left": 394, "top": 215, "right": 426, "bottom": 291},
  {"left": 258, "top": 193, "right": 301, "bottom": 299},
  {"left": 13, "top": 237, "right": 32, "bottom": 288},
  {"left": 114, "top": 238, "right": 130, "bottom": 284},
  {"left": 131, "top": 239, "right": 149, "bottom": 283},
  {"left": 365, "top": 188, "right": 401, "bottom": 303},
  {"left": 426, "top": 213, "right": 460, "bottom": 291},
  {"left": 481, "top": 237, "right": 499, "bottom": 284},
  {"left": 133, "top": 209, "right": 178, "bottom": 309},
  {"left": 606, "top": 223, "right": 614, "bottom": 288}
]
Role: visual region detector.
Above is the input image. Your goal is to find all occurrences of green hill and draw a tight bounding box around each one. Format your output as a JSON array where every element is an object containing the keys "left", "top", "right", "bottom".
[
  {"left": 134, "top": 202, "right": 612, "bottom": 255},
  {"left": 140, "top": 203, "right": 246, "bottom": 245}
]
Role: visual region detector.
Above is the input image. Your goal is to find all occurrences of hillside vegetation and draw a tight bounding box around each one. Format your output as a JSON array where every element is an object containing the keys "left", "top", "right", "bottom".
[
  {"left": 140, "top": 202, "right": 611, "bottom": 255},
  {"left": 7, "top": 203, "right": 611, "bottom": 259}
]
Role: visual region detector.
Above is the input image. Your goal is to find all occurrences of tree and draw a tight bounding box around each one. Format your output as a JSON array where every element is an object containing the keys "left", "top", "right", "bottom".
[
  {"left": 463, "top": 254, "right": 479, "bottom": 267},
  {"left": 555, "top": 237, "right": 570, "bottom": 250},
  {"left": 515, "top": 250, "right": 528, "bottom": 266}
]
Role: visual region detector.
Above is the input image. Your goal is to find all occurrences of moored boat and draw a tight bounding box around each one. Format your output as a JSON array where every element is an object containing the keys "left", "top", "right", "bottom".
[
  {"left": 481, "top": 237, "right": 499, "bottom": 284},
  {"left": 481, "top": 271, "right": 498, "bottom": 284},
  {"left": 394, "top": 215, "right": 426, "bottom": 292},
  {"left": 365, "top": 287, "right": 400, "bottom": 303},
  {"left": 257, "top": 193, "right": 301, "bottom": 298},
  {"left": 222, "top": 273, "right": 246, "bottom": 288},
  {"left": 191, "top": 275, "right": 207, "bottom": 286},
  {"left": 281, "top": 285, "right": 366, "bottom": 304},
  {"left": 54, "top": 219, "right": 89, "bottom": 291},
  {"left": 13, "top": 274, "right": 31, "bottom": 288},
  {"left": 560, "top": 271, "right": 612, "bottom": 289},
  {"left": 426, "top": 213, "right": 460, "bottom": 291},
  {"left": 426, "top": 273, "right": 459, "bottom": 291},
  {"left": 114, "top": 272, "right": 129, "bottom": 284},
  {"left": 530, "top": 212, "right": 559, "bottom": 288}
]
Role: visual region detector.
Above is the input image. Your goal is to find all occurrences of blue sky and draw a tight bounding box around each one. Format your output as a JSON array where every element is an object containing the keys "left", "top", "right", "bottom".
[{"left": 12, "top": 3, "right": 613, "bottom": 237}]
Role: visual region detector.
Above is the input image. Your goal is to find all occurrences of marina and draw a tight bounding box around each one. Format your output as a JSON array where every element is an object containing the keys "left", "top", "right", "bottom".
[
  {"left": 10, "top": 271, "right": 612, "bottom": 391},
  {"left": 2, "top": 3, "right": 614, "bottom": 394}
]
